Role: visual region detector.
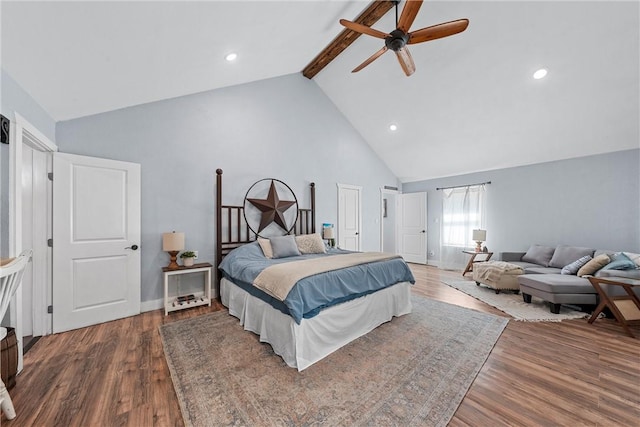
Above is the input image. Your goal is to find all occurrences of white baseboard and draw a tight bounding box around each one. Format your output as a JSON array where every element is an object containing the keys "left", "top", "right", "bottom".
[
  {"left": 427, "top": 260, "right": 441, "bottom": 268},
  {"left": 140, "top": 288, "right": 219, "bottom": 314},
  {"left": 141, "top": 298, "right": 164, "bottom": 313}
]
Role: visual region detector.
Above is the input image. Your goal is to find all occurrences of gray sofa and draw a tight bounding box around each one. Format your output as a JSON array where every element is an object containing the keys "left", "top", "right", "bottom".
[{"left": 500, "top": 245, "right": 640, "bottom": 313}]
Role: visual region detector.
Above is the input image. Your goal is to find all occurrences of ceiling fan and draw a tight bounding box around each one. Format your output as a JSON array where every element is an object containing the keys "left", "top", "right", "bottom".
[{"left": 339, "top": 0, "right": 469, "bottom": 76}]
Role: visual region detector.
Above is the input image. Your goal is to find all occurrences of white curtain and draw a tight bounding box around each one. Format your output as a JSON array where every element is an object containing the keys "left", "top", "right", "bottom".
[{"left": 440, "top": 185, "right": 486, "bottom": 270}]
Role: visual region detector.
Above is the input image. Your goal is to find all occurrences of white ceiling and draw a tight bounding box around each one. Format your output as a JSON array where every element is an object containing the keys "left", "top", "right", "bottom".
[{"left": 2, "top": 1, "right": 638, "bottom": 182}]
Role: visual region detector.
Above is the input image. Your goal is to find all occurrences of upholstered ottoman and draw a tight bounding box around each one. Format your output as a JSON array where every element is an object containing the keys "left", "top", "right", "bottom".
[
  {"left": 518, "top": 274, "right": 597, "bottom": 314},
  {"left": 473, "top": 261, "right": 524, "bottom": 294}
]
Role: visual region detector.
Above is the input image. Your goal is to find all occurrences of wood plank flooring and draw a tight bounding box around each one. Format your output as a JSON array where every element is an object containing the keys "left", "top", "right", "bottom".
[{"left": 4, "top": 264, "right": 639, "bottom": 426}]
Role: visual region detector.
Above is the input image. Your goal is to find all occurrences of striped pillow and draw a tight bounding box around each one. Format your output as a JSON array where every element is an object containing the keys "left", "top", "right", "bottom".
[{"left": 561, "top": 255, "right": 592, "bottom": 275}]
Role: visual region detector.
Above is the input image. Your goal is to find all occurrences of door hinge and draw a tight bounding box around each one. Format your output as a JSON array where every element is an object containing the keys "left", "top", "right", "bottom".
[
  {"left": 48, "top": 172, "right": 53, "bottom": 181},
  {"left": 47, "top": 305, "right": 53, "bottom": 314},
  {"left": 47, "top": 238, "right": 53, "bottom": 247}
]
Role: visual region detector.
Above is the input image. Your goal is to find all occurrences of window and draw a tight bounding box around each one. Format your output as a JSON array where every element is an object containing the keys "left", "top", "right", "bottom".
[{"left": 440, "top": 185, "right": 486, "bottom": 269}]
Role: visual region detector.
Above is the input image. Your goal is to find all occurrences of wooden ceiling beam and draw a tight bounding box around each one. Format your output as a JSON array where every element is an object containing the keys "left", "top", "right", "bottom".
[{"left": 302, "top": 1, "right": 395, "bottom": 79}]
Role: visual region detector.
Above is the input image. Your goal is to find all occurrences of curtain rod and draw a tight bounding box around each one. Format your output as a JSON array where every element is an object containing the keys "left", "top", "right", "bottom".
[{"left": 436, "top": 181, "right": 491, "bottom": 191}]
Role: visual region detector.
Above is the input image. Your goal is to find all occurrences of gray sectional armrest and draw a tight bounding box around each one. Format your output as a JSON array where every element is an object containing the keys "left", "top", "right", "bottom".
[{"left": 500, "top": 252, "right": 526, "bottom": 262}]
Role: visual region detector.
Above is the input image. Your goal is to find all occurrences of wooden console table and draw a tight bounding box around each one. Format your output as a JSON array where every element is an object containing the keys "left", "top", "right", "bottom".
[
  {"left": 462, "top": 250, "right": 493, "bottom": 276},
  {"left": 587, "top": 276, "right": 640, "bottom": 338}
]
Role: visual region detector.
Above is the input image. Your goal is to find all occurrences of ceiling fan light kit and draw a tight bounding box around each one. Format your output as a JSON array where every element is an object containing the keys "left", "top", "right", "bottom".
[{"left": 340, "top": 0, "right": 469, "bottom": 76}]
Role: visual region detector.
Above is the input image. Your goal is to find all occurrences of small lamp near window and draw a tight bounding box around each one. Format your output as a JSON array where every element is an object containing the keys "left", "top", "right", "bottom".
[
  {"left": 163, "top": 231, "right": 185, "bottom": 270},
  {"left": 323, "top": 227, "right": 335, "bottom": 248},
  {"left": 472, "top": 229, "right": 486, "bottom": 252}
]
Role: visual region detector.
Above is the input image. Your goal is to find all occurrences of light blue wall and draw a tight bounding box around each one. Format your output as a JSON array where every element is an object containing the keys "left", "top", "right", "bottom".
[
  {"left": 0, "top": 69, "right": 57, "bottom": 258},
  {"left": 56, "top": 73, "right": 399, "bottom": 303},
  {"left": 402, "top": 149, "right": 640, "bottom": 262}
]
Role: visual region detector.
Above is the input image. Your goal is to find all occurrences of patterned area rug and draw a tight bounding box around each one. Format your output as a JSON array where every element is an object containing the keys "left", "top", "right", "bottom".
[
  {"left": 159, "top": 296, "right": 507, "bottom": 427},
  {"left": 443, "top": 280, "right": 590, "bottom": 321}
]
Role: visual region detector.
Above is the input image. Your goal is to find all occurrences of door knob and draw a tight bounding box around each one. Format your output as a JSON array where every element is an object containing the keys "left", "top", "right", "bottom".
[
  {"left": 125, "top": 244, "right": 139, "bottom": 250},
  {"left": 355, "top": 232, "right": 359, "bottom": 235},
  {"left": 421, "top": 230, "right": 426, "bottom": 233}
]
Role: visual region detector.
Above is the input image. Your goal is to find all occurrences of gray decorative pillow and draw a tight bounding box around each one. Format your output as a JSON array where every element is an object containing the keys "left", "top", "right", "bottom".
[
  {"left": 549, "top": 245, "right": 595, "bottom": 268},
  {"left": 270, "top": 235, "right": 301, "bottom": 258},
  {"left": 521, "top": 245, "right": 556, "bottom": 266},
  {"left": 561, "top": 255, "right": 592, "bottom": 275}
]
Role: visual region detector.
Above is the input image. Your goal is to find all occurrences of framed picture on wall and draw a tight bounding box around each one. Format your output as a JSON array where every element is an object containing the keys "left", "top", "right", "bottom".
[{"left": 0, "top": 114, "right": 9, "bottom": 144}]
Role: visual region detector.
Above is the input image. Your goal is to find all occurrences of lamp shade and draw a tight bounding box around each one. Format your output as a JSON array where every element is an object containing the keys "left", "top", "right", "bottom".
[
  {"left": 323, "top": 227, "right": 335, "bottom": 239},
  {"left": 472, "top": 229, "right": 486, "bottom": 242},
  {"left": 162, "top": 232, "right": 185, "bottom": 251}
]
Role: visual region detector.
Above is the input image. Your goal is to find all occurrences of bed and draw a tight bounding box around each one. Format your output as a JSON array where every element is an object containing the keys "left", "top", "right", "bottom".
[{"left": 215, "top": 169, "right": 415, "bottom": 370}]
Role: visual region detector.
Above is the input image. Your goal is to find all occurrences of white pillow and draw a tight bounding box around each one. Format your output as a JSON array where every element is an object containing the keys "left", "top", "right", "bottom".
[
  {"left": 295, "top": 233, "right": 326, "bottom": 254},
  {"left": 257, "top": 238, "right": 273, "bottom": 259}
]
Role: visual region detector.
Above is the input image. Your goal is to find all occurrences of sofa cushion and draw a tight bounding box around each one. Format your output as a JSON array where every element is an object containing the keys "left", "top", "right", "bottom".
[
  {"left": 561, "top": 255, "right": 592, "bottom": 275},
  {"left": 518, "top": 274, "right": 595, "bottom": 294},
  {"left": 549, "top": 245, "right": 595, "bottom": 268},
  {"left": 507, "top": 261, "right": 541, "bottom": 270},
  {"left": 521, "top": 245, "right": 555, "bottom": 266},
  {"left": 595, "top": 269, "right": 640, "bottom": 279},
  {"left": 524, "top": 266, "right": 563, "bottom": 275},
  {"left": 577, "top": 254, "right": 610, "bottom": 277},
  {"left": 602, "top": 252, "right": 637, "bottom": 271}
]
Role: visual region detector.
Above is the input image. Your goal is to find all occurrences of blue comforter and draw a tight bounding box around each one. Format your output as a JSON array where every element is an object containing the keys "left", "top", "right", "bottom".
[{"left": 218, "top": 242, "right": 415, "bottom": 324}]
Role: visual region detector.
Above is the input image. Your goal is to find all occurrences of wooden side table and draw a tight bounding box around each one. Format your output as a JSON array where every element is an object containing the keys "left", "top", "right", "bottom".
[
  {"left": 587, "top": 276, "right": 640, "bottom": 338},
  {"left": 163, "top": 263, "right": 212, "bottom": 315},
  {"left": 461, "top": 250, "right": 493, "bottom": 276}
]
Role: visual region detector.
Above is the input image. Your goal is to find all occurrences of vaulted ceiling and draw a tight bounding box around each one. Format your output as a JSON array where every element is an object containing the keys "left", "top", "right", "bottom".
[{"left": 2, "top": 1, "right": 638, "bottom": 182}]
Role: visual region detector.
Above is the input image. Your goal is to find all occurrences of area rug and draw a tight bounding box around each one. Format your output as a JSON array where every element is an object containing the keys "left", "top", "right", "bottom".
[
  {"left": 159, "top": 296, "right": 507, "bottom": 427},
  {"left": 443, "top": 280, "right": 590, "bottom": 321}
]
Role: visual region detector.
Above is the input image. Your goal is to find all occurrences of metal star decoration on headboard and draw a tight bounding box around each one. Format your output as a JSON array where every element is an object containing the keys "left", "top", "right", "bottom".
[{"left": 247, "top": 180, "right": 296, "bottom": 233}]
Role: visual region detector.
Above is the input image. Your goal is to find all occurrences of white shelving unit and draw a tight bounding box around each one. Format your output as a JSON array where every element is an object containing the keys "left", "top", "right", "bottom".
[{"left": 163, "top": 263, "right": 212, "bottom": 315}]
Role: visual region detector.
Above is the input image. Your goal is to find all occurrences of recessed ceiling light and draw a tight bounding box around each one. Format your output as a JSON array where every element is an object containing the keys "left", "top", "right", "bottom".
[
  {"left": 389, "top": 124, "right": 398, "bottom": 131},
  {"left": 533, "top": 68, "right": 548, "bottom": 79},
  {"left": 225, "top": 52, "right": 238, "bottom": 62}
]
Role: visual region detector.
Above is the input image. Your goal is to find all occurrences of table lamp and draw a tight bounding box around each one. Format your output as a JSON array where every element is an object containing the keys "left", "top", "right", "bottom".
[
  {"left": 472, "top": 229, "right": 486, "bottom": 252},
  {"left": 323, "top": 227, "right": 335, "bottom": 248},
  {"left": 163, "top": 231, "right": 185, "bottom": 269}
]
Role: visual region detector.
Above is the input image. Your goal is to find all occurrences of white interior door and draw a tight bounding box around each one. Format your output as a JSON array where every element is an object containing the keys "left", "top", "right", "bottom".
[
  {"left": 21, "top": 146, "right": 51, "bottom": 339},
  {"left": 53, "top": 153, "right": 141, "bottom": 333},
  {"left": 337, "top": 184, "right": 361, "bottom": 251},
  {"left": 399, "top": 192, "right": 427, "bottom": 264}
]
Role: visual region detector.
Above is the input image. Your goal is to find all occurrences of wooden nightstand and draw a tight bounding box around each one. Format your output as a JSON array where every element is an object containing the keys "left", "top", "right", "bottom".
[{"left": 163, "top": 263, "right": 212, "bottom": 315}]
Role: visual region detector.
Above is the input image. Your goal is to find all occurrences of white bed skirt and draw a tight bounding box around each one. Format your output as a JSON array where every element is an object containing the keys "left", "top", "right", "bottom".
[{"left": 221, "top": 278, "right": 412, "bottom": 371}]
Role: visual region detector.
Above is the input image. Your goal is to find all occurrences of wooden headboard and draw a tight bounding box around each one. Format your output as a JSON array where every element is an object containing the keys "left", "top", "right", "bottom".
[{"left": 215, "top": 169, "right": 316, "bottom": 300}]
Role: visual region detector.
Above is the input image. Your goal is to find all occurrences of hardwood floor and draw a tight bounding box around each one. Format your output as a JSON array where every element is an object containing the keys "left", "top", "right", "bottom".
[{"left": 4, "top": 265, "right": 639, "bottom": 426}]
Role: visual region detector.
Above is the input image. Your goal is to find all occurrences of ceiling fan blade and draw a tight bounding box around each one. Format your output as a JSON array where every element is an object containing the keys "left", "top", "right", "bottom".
[
  {"left": 339, "top": 19, "right": 389, "bottom": 39},
  {"left": 397, "top": 0, "right": 423, "bottom": 33},
  {"left": 352, "top": 46, "right": 388, "bottom": 73},
  {"left": 395, "top": 46, "right": 416, "bottom": 76},
  {"left": 408, "top": 19, "right": 470, "bottom": 44}
]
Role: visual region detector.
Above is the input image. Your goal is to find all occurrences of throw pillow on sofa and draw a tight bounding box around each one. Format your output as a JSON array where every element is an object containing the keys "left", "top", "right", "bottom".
[
  {"left": 561, "top": 255, "right": 592, "bottom": 275},
  {"left": 577, "top": 254, "right": 610, "bottom": 277},
  {"left": 623, "top": 252, "right": 640, "bottom": 267},
  {"left": 549, "top": 245, "right": 595, "bottom": 268},
  {"left": 522, "top": 245, "right": 556, "bottom": 266},
  {"left": 602, "top": 252, "right": 637, "bottom": 271}
]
